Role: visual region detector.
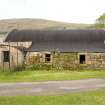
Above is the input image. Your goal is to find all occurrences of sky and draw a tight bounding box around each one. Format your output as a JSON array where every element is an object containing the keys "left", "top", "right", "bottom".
[{"left": 0, "top": 0, "right": 105, "bottom": 24}]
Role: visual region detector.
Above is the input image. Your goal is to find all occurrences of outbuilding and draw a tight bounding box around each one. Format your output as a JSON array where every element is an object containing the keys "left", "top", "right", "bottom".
[{"left": 3, "top": 29, "right": 105, "bottom": 70}]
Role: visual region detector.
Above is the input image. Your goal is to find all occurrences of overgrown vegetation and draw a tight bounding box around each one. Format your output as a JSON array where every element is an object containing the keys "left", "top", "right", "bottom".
[
  {"left": 0, "top": 70, "right": 105, "bottom": 82},
  {"left": 0, "top": 32, "right": 7, "bottom": 35},
  {"left": 0, "top": 89, "right": 105, "bottom": 105}
]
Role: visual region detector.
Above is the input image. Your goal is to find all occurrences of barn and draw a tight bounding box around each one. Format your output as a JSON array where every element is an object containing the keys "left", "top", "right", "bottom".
[{"left": 1, "top": 29, "right": 105, "bottom": 70}]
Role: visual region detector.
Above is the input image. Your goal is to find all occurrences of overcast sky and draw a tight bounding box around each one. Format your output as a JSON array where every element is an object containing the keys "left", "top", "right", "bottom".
[{"left": 0, "top": 0, "right": 105, "bottom": 23}]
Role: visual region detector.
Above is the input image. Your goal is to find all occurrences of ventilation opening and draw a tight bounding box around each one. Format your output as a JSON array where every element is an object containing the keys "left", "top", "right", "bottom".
[
  {"left": 3, "top": 51, "right": 10, "bottom": 62},
  {"left": 45, "top": 54, "right": 51, "bottom": 62},
  {"left": 80, "top": 55, "right": 85, "bottom": 64}
]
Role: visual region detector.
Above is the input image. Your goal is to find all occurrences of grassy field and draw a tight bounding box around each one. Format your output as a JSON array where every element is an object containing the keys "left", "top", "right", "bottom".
[
  {"left": 0, "top": 89, "right": 105, "bottom": 105},
  {"left": 0, "top": 70, "right": 105, "bottom": 82}
]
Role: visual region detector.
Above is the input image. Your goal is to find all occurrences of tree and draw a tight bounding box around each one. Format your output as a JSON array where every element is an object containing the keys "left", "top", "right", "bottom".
[{"left": 95, "top": 13, "right": 105, "bottom": 28}]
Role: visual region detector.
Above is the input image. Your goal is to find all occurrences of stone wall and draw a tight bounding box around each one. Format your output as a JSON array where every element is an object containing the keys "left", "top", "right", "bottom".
[
  {"left": 53, "top": 52, "right": 78, "bottom": 69},
  {"left": 46, "top": 52, "right": 105, "bottom": 70},
  {"left": 85, "top": 53, "right": 105, "bottom": 69},
  {"left": 53, "top": 52, "right": 105, "bottom": 69},
  {"left": 24, "top": 52, "right": 105, "bottom": 70}
]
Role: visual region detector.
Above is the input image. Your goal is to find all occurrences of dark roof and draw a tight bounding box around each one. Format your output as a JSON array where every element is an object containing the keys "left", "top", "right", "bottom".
[{"left": 5, "top": 29, "right": 105, "bottom": 52}]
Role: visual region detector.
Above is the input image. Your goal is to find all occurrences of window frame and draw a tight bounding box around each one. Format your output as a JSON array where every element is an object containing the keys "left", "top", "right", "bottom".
[{"left": 45, "top": 53, "right": 51, "bottom": 63}]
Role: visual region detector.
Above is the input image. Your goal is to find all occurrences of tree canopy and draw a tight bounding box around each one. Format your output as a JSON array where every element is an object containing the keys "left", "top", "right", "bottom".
[{"left": 95, "top": 13, "right": 105, "bottom": 28}]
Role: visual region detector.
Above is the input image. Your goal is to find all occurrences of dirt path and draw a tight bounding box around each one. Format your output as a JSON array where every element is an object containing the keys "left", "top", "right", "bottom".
[{"left": 0, "top": 78, "right": 105, "bottom": 96}]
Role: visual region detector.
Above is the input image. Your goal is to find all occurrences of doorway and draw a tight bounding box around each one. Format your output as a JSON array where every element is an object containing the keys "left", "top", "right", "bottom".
[{"left": 80, "top": 55, "right": 85, "bottom": 64}]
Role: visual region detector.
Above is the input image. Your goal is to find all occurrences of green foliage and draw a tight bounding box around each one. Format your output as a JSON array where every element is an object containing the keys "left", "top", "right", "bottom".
[
  {"left": 0, "top": 90, "right": 105, "bottom": 105},
  {"left": 0, "top": 32, "right": 7, "bottom": 35},
  {"left": 31, "top": 64, "right": 52, "bottom": 71},
  {"left": 94, "top": 13, "right": 105, "bottom": 28}
]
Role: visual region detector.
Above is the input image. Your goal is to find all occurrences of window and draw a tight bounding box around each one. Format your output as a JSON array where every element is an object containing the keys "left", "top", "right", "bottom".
[
  {"left": 3, "top": 51, "right": 10, "bottom": 62},
  {"left": 80, "top": 55, "right": 85, "bottom": 64},
  {"left": 45, "top": 54, "right": 51, "bottom": 62}
]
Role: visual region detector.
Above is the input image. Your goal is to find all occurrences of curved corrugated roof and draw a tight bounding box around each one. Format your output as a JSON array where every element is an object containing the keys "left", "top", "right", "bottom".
[{"left": 5, "top": 29, "right": 105, "bottom": 52}]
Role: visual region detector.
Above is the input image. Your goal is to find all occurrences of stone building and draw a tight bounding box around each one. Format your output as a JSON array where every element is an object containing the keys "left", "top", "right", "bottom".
[{"left": 1, "top": 29, "right": 105, "bottom": 70}]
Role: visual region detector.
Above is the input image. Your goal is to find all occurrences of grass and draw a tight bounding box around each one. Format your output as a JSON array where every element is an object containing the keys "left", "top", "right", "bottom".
[
  {"left": 0, "top": 89, "right": 105, "bottom": 105},
  {"left": 0, "top": 70, "right": 105, "bottom": 82}
]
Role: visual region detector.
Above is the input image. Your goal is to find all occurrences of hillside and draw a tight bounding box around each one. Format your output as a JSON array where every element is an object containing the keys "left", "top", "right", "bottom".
[{"left": 0, "top": 18, "right": 91, "bottom": 33}]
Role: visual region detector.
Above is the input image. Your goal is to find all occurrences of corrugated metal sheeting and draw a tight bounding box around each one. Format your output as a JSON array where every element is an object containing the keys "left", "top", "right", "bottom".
[{"left": 5, "top": 29, "right": 105, "bottom": 52}]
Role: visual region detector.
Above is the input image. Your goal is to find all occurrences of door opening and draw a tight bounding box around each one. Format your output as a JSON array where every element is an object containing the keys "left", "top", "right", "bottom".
[{"left": 80, "top": 55, "right": 85, "bottom": 64}]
